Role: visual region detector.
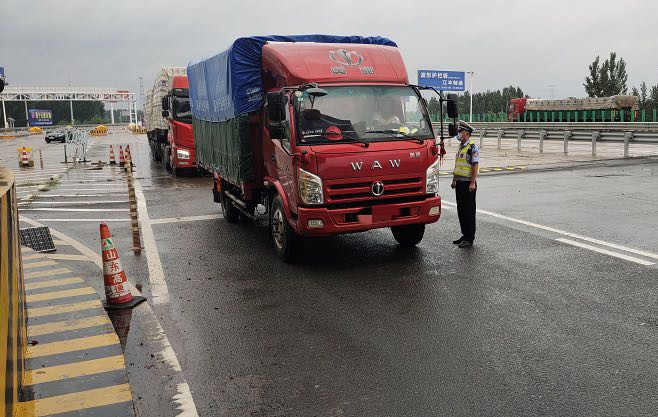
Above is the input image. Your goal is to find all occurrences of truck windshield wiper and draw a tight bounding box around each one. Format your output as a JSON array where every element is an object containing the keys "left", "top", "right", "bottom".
[{"left": 365, "top": 129, "right": 424, "bottom": 144}]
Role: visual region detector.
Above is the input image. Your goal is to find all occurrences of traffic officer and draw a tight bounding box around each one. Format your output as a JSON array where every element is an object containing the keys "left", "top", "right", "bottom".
[{"left": 451, "top": 120, "right": 479, "bottom": 248}]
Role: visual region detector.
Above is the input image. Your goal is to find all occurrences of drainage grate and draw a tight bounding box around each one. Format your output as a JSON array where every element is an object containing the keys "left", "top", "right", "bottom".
[{"left": 19, "top": 226, "right": 56, "bottom": 252}]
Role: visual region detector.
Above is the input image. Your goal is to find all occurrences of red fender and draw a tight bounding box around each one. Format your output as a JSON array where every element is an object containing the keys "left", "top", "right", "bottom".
[{"left": 264, "top": 177, "right": 295, "bottom": 227}]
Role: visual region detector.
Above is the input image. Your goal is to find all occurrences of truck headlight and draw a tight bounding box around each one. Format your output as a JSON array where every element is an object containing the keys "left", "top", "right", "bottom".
[
  {"left": 298, "top": 168, "right": 323, "bottom": 205},
  {"left": 176, "top": 149, "right": 190, "bottom": 159},
  {"left": 425, "top": 158, "right": 440, "bottom": 194}
]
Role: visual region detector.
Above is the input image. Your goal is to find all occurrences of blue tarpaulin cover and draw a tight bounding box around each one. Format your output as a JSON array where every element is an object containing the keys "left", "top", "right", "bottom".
[{"left": 187, "top": 35, "right": 397, "bottom": 123}]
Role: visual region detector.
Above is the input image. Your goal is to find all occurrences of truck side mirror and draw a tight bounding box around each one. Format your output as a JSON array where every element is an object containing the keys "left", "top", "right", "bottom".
[
  {"left": 267, "top": 123, "right": 285, "bottom": 138},
  {"left": 448, "top": 123, "right": 457, "bottom": 137},
  {"left": 162, "top": 110, "right": 169, "bottom": 118},
  {"left": 267, "top": 92, "right": 285, "bottom": 122},
  {"left": 446, "top": 94, "right": 458, "bottom": 119}
]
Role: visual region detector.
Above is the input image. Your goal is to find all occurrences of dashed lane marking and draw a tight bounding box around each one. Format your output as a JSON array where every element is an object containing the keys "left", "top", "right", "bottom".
[
  {"left": 19, "top": 200, "right": 129, "bottom": 205},
  {"left": 23, "top": 260, "right": 59, "bottom": 269},
  {"left": 30, "top": 218, "right": 132, "bottom": 222},
  {"left": 16, "top": 383, "right": 132, "bottom": 417},
  {"left": 45, "top": 254, "right": 95, "bottom": 261},
  {"left": 25, "top": 276, "right": 84, "bottom": 290},
  {"left": 27, "top": 300, "right": 103, "bottom": 318},
  {"left": 25, "top": 194, "right": 129, "bottom": 198},
  {"left": 24, "top": 355, "right": 126, "bottom": 385},
  {"left": 19, "top": 208, "right": 130, "bottom": 212},
  {"left": 28, "top": 315, "right": 111, "bottom": 337},
  {"left": 443, "top": 200, "right": 658, "bottom": 265},
  {"left": 24, "top": 267, "right": 71, "bottom": 279},
  {"left": 27, "top": 333, "right": 118, "bottom": 357},
  {"left": 26, "top": 287, "right": 96, "bottom": 303},
  {"left": 556, "top": 238, "right": 654, "bottom": 266}
]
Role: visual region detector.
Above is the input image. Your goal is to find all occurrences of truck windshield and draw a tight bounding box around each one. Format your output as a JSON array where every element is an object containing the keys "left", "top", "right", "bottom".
[
  {"left": 294, "top": 86, "right": 433, "bottom": 145},
  {"left": 172, "top": 97, "right": 192, "bottom": 124}
]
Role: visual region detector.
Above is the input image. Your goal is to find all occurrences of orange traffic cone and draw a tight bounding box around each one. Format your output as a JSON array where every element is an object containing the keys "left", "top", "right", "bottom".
[
  {"left": 125, "top": 144, "right": 134, "bottom": 166},
  {"left": 21, "top": 147, "right": 29, "bottom": 167},
  {"left": 109, "top": 145, "right": 116, "bottom": 165},
  {"left": 100, "top": 223, "right": 146, "bottom": 309},
  {"left": 118, "top": 145, "right": 125, "bottom": 167}
]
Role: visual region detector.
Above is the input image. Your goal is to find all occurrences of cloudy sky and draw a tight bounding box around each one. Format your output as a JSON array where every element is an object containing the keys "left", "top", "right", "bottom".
[{"left": 2, "top": 0, "right": 657, "bottom": 105}]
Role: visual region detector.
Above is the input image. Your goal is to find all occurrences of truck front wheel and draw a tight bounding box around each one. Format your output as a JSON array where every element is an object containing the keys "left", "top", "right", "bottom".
[
  {"left": 391, "top": 224, "right": 425, "bottom": 247},
  {"left": 271, "top": 195, "right": 299, "bottom": 261}
]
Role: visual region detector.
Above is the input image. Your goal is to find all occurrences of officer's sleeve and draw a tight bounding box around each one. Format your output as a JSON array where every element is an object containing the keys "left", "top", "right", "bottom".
[{"left": 469, "top": 144, "right": 480, "bottom": 164}]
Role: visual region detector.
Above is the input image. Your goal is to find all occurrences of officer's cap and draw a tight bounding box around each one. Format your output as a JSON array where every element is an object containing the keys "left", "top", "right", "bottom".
[{"left": 457, "top": 120, "right": 474, "bottom": 134}]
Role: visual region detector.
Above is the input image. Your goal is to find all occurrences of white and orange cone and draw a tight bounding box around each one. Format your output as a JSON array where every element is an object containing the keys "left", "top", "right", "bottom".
[
  {"left": 100, "top": 223, "right": 146, "bottom": 309},
  {"left": 109, "top": 145, "right": 116, "bottom": 165},
  {"left": 21, "top": 147, "right": 30, "bottom": 167},
  {"left": 125, "top": 144, "right": 134, "bottom": 167},
  {"left": 118, "top": 145, "right": 125, "bottom": 167}
]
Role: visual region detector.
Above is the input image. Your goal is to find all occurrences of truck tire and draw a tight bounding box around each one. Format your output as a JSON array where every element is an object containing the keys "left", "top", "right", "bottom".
[
  {"left": 221, "top": 189, "right": 239, "bottom": 223},
  {"left": 391, "top": 224, "right": 425, "bottom": 247},
  {"left": 270, "top": 194, "right": 299, "bottom": 261}
]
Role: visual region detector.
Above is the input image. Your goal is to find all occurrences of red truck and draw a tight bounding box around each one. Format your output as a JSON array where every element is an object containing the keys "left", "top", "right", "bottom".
[
  {"left": 144, "top": 68, "right": 196, "bottom": 174},
  {"left": 188, "top": 35, "right": 448, "bottom": 260}
]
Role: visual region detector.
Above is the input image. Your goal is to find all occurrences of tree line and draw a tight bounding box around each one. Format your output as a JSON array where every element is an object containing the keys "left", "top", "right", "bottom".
[{"left": 584, "top": 51, "right": 658, "bottom": 110}]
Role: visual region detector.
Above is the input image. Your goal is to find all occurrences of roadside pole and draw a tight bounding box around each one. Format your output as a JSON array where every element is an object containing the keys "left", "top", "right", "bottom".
[
  {"left": 467, "top": 71, "right": 475, "bottom": 123},
  {"left": 70, "top": 99, "right": 74, "bottom": 125},
  {"left": 2, "top": 100, "right": 7, "bottom": 129}
]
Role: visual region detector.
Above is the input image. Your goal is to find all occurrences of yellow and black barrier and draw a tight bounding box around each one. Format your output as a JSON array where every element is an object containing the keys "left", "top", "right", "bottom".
[
  {"left": 89, "top": 125, "right": 109, "bottom": 136},
  {"left": 0, "top": 167, "right": 27, "bottom": 417}
]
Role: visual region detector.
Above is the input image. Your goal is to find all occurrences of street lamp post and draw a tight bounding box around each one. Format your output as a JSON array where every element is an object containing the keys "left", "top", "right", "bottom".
[{"left": 467, "top": 71, "right": 475, "bottom": 122}]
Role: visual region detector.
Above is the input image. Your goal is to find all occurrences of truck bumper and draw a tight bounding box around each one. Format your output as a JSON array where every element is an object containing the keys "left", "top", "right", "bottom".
[
  {"left": 293, "top": 195, "right": 441, "bottom": 236},
  {"left": 172, "top": 146, "right": 197, "bottom": 168}
]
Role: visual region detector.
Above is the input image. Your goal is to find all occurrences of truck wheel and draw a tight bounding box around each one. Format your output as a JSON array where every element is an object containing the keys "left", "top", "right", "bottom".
[
  {"left": 221, "top": 190, "right": 239, "bottom": 223},
  {"left": 391, "top": 224, "right": 425, "bottom": 247},
  {"left": 271, "top": 195, "right": 299, "bottom": 261}
]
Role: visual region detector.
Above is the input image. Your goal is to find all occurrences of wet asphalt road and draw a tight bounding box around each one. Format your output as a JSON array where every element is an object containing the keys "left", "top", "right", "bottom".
[{"left": 11, "top": 134, "right": 658, "bottom": 416}]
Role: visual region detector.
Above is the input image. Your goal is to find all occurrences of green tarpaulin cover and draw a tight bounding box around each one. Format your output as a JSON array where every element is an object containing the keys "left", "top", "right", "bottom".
[{"left": 193, "top": 115, "right": 255, "bottom": 183}]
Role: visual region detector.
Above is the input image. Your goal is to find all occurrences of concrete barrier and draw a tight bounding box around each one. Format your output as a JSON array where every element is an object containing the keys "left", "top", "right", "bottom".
[{"left": 0, "top": 167, "right": 27, "bottom": 417}]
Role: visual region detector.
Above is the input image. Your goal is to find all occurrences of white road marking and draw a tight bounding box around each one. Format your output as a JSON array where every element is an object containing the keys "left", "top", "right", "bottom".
[
  {"left": 132, "top": 172, "right": 170, "bottom": 306},
  {"left": 27, "top": 193, "right": 129, "bottom": 198},
  {"left": 19, "top": 200, "right": 129, "bottom": 205},
  {"left": 151, "top": 214, "right": 222, "bottom": 225},
  {"left": 49, "top": 187, "right": 126, "bottom": 191},
  {"left": 45, "top": 254, "right": 95, "bottom": 261},
  {"left": 19, "top": 215, "right": 199, "bottom": 416},
  {"left": 31, "top": 218, "right": 131, "bottom": 222},
  {"left": 442, "top": 200, "right": 658, "bottom": 262},
  {"left": 19, "top": 207, "right": 129, "bottom": 212},
  {"left": 556, "top": 238, "right": 654, "bottom": 266}
]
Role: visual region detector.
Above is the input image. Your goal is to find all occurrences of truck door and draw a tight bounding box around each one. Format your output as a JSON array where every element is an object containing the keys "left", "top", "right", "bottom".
[{"left": 265, "top": 96, "right": 296, "bottom": 212}]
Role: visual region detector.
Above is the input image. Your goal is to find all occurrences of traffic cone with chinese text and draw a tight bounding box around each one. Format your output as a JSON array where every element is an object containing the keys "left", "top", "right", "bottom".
[
  {"left": 109, "top": 145, "right": 116, "bottom": 165},
  {"left": 118, "top": 145, "right": 125, "bottom": 167},
  {"left": 100, "top": 223, "right": 146, "bottom": 309}
]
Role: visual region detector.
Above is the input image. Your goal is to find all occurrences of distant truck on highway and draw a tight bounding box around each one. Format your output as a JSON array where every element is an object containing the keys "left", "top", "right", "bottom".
[
  {"left": 509, "top": 95, "right": 639, "bottom": 122},
  {"left": 188, "top": 35, "right": 451, "bottom": 260},
  {"left": 144, "top": 67, "right": 195, "bottom": 174}
]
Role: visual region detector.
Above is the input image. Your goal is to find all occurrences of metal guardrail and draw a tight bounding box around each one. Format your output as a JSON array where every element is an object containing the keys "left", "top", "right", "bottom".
[{"left": 432, "top": 122, "right": 658, "bottom": 158}]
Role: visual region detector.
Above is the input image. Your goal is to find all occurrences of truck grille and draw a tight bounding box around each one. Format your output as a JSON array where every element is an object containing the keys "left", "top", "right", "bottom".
[{"left": 325, "top": 177, "right": 423, "bottom": 202}]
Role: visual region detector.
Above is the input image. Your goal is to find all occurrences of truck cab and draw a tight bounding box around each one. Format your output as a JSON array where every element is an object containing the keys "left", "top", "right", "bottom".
[
  {"left": 163, "top": 75, "right": 195, "bottom": 173},
  {"left": 260, "top": 43, "right": 441, "bottom": 254}
]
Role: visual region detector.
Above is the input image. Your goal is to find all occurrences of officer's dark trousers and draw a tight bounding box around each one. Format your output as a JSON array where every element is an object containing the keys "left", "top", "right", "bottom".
[{"left": 455, "top": 180, "right": 476, "bottom": 242}]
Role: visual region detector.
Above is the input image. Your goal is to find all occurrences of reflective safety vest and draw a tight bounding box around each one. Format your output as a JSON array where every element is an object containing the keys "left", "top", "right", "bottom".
[{"left": 453, "top": 140, "right": 478, "bottom": 178}]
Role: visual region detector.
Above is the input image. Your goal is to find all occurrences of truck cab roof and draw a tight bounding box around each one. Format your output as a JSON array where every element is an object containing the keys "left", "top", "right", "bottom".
[{"left": 262, "top": 42, "right": 408, "bottom": 87}]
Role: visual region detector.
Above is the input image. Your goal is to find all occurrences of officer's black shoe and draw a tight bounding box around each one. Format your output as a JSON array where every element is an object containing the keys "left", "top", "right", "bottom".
[
  {"left": 458, "top": 240, "right": 473, "bottom": 248},
  {"left": 453, "top": 236, "right": 465, "bottom": 244}
]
